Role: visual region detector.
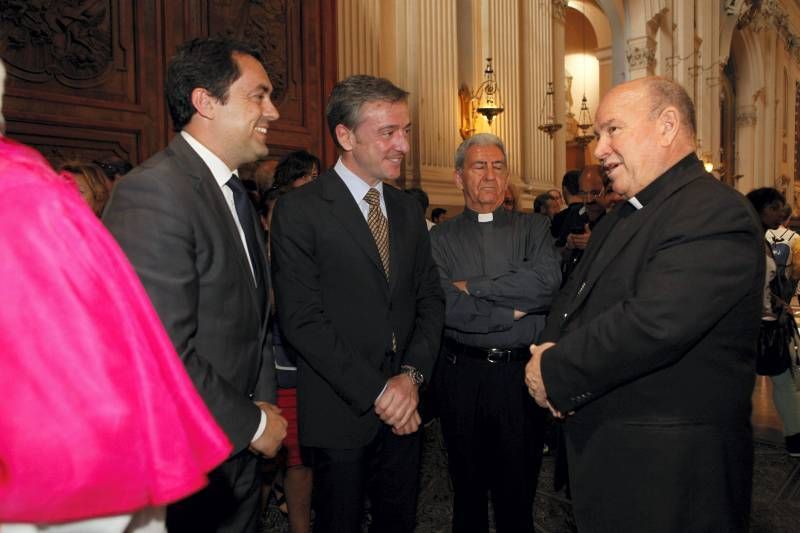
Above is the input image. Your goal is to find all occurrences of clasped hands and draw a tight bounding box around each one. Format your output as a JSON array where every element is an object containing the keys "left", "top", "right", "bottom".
[
  {"left": 374, "top": 374, "right": 421, "bottom": 435},
  {"left": 525, "top": 342, "right": 565, "bottom": 418}
]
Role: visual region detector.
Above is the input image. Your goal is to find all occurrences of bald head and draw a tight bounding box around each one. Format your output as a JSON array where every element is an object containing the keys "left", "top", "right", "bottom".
[{"left": 593, "top": 77, "right": 697, "bottom": 199}]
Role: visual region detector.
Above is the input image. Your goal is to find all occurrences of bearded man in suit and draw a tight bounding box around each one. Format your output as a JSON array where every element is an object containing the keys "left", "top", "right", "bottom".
[
  {"left": 525, "top": 76, "right": 763, "bottom": 532},
  {"left": 104, "top": 37, "right": 287, "bottom": 533},
  {"left": 270, "top": 75, "right": 444, "bottom": 533}
]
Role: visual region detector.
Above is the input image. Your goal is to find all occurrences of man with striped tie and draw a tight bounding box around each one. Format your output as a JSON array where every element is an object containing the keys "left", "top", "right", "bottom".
[{"left": 270, "top": 75, "right": 444, "bottom": 533}]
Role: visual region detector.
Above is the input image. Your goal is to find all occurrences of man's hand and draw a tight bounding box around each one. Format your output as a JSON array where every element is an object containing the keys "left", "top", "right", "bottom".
[
  {"left": 452, "top": 280, "right": 469, "bottom": 294},
  {"left": 525, "top": 342, "right": 555, "bottom": 410},
  {"left": 566, "top": 224, "right": 591, "bottom": 250},
  {"left": 391, "top": 409, "right": 422, "bottom": 435},
  {"left": 513, "top": 309, "right": 527, "bottom": 320},
  {"left": 374, "top": 374, "right": 419, "bottom": 429},
  {"left": 250, "top": 401, "right": 287, "bottom": 458}
]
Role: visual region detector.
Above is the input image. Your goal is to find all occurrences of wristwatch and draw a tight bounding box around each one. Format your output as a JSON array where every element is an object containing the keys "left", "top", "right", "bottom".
[{"left": 400, "top": 364, "right": 424, "bottom": 386}]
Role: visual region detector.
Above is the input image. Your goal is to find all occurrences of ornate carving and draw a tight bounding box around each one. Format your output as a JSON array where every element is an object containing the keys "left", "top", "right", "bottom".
[
  {"left": 626, "top": 45, "right": 656, "bottom": 70},
  {"left": 0, "top": 0, "right": 113, "bottom": 86},
  {"left": 551, "top": 0, "right": 568, "bottom": 21},
  {"left": 736, "top": 105, "right": 757, "bottom": 127},
  {"left": 738, "top": 0, "right": 800, "bottom": 64},
  {"left": 219, "top": 0, "right": 289, "bottom": 105}
]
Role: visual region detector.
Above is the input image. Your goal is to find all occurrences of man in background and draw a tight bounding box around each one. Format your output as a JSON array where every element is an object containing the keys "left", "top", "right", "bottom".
[{"left": 431, "top": 133, "right": 560, "bottom": 532}]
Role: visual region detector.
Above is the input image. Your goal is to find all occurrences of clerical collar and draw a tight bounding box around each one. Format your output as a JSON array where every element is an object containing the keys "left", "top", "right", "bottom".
[
  {"left": 625, "top": 153, "right": 700, "bottom": 210},
  {"left": 464, "top": 205, "right": 506, "bottom": 223}
]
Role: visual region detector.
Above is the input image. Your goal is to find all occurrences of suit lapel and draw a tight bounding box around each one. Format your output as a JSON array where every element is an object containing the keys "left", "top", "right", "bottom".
[
  {"left": 321, "top": 171, "right": 389, "bottom": 283},
  {"left": 566, "top": 166, "right": 706, "bottom": 315},
  {"left": 385, "top": 187, "right": 403, "bottom": 293},
  {"left": 169, "top": 135, "right": 265, "bottom": 316}
]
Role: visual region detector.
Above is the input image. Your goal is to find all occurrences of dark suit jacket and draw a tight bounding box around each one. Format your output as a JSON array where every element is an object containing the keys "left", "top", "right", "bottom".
[
  {"left": 103, "top": 134, "right": 274, "bottom": 454},
  {"left": 270, "top": 169, "right": 444, "bottom": 448},
  {"left": 540, "top": 155, "right": 763, "bottom": 532}
]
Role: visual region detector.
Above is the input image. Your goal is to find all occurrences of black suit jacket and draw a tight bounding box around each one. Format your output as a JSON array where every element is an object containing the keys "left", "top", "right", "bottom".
[
  {"left": 270, "top": 169, "right": 444, "bottom": 448},
  {"left": 541, "top": 155, "right": 763, "bottom": 532},
  {"left": 103, "top": 134, "right": 274, "bottom": 454}
]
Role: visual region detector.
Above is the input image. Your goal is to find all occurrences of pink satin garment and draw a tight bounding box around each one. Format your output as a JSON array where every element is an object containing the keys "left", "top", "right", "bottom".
[{"left": 0, "top": 137, "right": 232, "bottom": 523}]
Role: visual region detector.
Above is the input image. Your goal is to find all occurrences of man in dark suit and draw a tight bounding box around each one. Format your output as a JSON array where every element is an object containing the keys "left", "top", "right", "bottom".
[
  {"left": 103, "top": 37, "right": 287, "bottom": 533},
  {"left": 525, "top": 76, "right": 763, "bottom": 532},
  {"left": 270, "top": 75, "right": 444, "bottom": 533}
]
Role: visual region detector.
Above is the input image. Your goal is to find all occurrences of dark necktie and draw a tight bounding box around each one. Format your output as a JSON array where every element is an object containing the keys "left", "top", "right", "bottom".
[
  {"left": 227, "top": 175, "right": 264, "bottom": 290},
  {"left": 364, "top": 188, "right": 390, "bottom": 278}
]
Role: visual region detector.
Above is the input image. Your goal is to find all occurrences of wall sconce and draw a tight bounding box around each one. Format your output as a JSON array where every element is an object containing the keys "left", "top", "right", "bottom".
[{"left": 459, "top": 57, "right": 505, "bottom": 139}]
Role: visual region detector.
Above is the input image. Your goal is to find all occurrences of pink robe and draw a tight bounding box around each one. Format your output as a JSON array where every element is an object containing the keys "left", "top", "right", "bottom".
[{"left": 0, "top": 137, "right": 232, "bottom": 523}]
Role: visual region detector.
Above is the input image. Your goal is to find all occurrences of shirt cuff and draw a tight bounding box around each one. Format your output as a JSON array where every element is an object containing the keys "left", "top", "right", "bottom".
[
  {"left": 250, "top": 408, "right": 267, "bottom": 443},
  {"left": 375, "top": 382, "right": 389, "bottom": 403}
]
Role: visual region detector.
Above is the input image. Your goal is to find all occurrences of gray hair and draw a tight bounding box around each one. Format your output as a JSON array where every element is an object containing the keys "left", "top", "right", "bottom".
[
  {"left": 645, "top": 76, "right": 696, "bottom": 138},
  {"left": 454, "top": 133, "right": 507, "bottom": 170},
  {"left": 326, "top": 75, "right": 409, "bottom": 149},
  {"left": 0, "top": 60, "right": 5, "bottom": 134}
]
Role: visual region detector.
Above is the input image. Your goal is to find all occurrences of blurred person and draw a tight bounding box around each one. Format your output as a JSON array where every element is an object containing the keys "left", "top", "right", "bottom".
[
  {"left": 547, "top": 188, "right": 565, "bottom": 211},
  {"left": 405, "top": 187, "right": 434, "bottom": 230},
  {"left": 0, "top": 59, "right": 230, "bottom": 532},
  {"left": 765, "top": 204, "right": 800, "bottom": 301},
  {"left": 103, "top": 36, "right": 287, "bottom": 533},
  {"left": 430, "top": 133, "right": 560, "bottom": 532},
  {"left": 59, "top": 161, "right": 110, "bottom": 216},
  {"left": 271, "top": 75, "right": 444, "bottom": 533},
  {"left": 431, "top": 207, "right": 448, "bottom": 224},
  {"left": 747, "top": 188, "right": 800, "bottom": 457},
  {"left": 560, "top": 165, "right": 607, "bottom": 284},
  {"left": 272, "top": 150, "right": 321, "bottom": 191},
  {"left": 550, "top": 170, "right": 582, "bottom": 240},
  {"left": 533, "top": 192, "right": 558, "bottom": 219},
  {"left": 93, "top": 155, "right": 133, "bottom": 188},
  {"left": 503, "top": 182, "right": 519, "bottom": 212},
  {"left": 526, "top": 76, "right": 762, "bottom": 532}
]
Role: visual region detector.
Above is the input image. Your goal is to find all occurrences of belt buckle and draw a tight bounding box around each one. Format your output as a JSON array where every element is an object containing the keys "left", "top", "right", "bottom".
[{"left": 486, "top": 348, "right": 510, "bottom": 364}]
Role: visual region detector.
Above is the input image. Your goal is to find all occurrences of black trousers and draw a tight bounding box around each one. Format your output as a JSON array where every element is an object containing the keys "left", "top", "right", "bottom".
[
  {"left": 435, "top": 348, "right": 546, "bottom": 533},
  {"left": 307, "top": 425, "right": 422, "bottom": 533},
  {"left": 166, "top": 450, "right": 261, "bottom": 533}
]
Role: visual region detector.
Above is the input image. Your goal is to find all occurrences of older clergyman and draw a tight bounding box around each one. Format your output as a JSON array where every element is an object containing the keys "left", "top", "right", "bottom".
[
  {"left": 525, "top": 77, "right": 763, "bottom": 532},
  {"left": 430, "top": 133, "right": 561, "bottom": 532}
]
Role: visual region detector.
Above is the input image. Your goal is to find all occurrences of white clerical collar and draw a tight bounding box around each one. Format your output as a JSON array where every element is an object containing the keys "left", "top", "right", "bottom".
[
  {"left": 628, "top": 197, "right": 644, "bottom": 210},
  {"left": 477, "top": 213, "right": 494, "bottom": 223}
]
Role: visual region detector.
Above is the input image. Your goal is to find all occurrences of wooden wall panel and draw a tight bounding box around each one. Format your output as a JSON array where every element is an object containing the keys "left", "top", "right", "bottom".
[{"left": 1, "top": 0, "right": 337, "bottom": 168}]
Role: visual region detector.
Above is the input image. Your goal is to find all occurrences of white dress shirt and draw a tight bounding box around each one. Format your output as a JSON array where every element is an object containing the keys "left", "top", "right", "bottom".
[{"left": 180, "top": 131, "right": 266, "bottom": 443}]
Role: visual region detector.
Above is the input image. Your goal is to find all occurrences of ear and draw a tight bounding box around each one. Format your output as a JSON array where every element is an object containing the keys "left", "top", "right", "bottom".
[
  {"left": 191, "top": 88, "right": 216, "bottom": 120},
  {"left": 657, "top": 106, "right": 680, "bottom": 147},
  {"left": 454, "top": 169, "right": 465, "bottom": 191},
  {"left": 335, "top": 124, "right": 355, "bottom": 152}
]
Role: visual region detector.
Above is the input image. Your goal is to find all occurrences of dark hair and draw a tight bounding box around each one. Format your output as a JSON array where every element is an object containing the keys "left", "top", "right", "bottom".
[
  {"left": 326, "top": 75, "right": 409, "bottom": 150},
  {"left": 746, "top": 187, "right": 785, "bottom": 215},
  {"left": 93, "top": 157, "right": 133, "bottom": 181},
  {"left": 534, "top": 193, "right": 553, "bottom": 214},
  {"left": 405, "top": 188, "right": 430, "bottom": 211},
  {"left": 431, "top": 208, "right": 447, "bottom": 222},
  {"left": 646, "top": 77, "right": 697, "bottom": 138},
  {"left": 272, "top": 150, "right": 321, "bottom": 190},
  {"left": 562, "top": 170, "right": 581, "bottom": 197},
  {"left": 166, "top": 36, "right": 264, "bottom": 132}
]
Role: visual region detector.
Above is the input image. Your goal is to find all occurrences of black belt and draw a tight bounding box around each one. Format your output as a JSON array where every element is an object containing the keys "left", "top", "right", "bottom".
[{"left": 442, "top": 338, "right": 530, "bottom": 363}]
